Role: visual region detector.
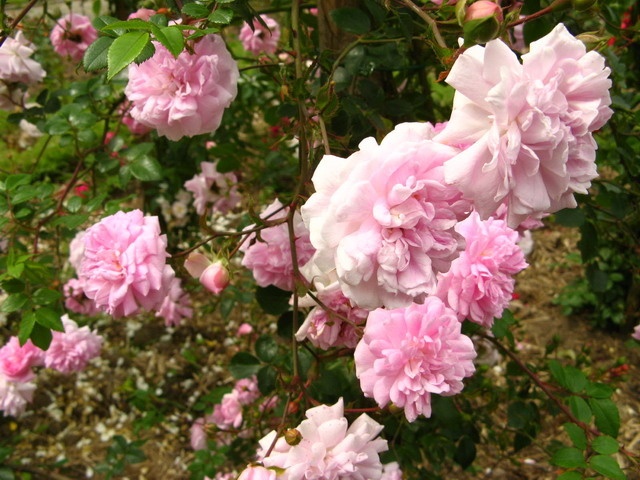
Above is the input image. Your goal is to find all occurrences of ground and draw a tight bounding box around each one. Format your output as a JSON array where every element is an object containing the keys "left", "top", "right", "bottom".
[{"left": 2, "top": 224, "right": 639, "bottom": 479}]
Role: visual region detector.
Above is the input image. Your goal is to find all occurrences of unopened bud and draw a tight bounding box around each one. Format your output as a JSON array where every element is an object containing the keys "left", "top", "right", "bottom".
[
  {"left": 284, "top": 428, "right": 303, "bottom": 446},
  {"left": 463, "top": 1, "right": 503, "bottom": 44},
  {"left": 184, "top": 252, "right": 210, "bottom": 278},
  {"left": 199, "top": 261, "right": 230, "bottom": 294}
]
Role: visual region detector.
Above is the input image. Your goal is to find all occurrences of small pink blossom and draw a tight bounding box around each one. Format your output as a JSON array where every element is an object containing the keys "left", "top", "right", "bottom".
[
  {"left": 464, "top": 1, "right": 503, "bottom": 22},
  {"left": 119, "top": 100, "right": 152, "bottom": 135},
  {"left": 128, "top": 8, "right": 156, "bottom": 20},
  {"left": 78, "top": 209, "right": 173, "bottom": 317},
  {"left": 63, "top": 278, "right": 101, "bottom": 316},
  {"left": 68, "top": 230, "right": 86, "bottom": 272},
  {"left": 632, "top": 324, "right": 640, "bottom": 341},
  {"left": 155, "top": 277, "right": 193, "bottom": 327},
  {"left": 435, "top": 211, "right": 528, "bottom": 327},
  {"left": 0, "top": 337, "right": 44, "bottom": 382},
  {"left": 435, "top": 24, "right": 612, "bottom": 227},
  {"left": 381, "top": 462, "right": 403, "bottom": 480},
  {"left": 239, "top": 15, "right": 281, "bottom": 55},
  {"left": 190, "top": 415, "right": 213, "bottom": 450},
  {"left": 237, "top": 323, "right": 254, "bottom": 336},
  {"left": 44, "top": 315, "right": 102, "bottom": 374},
  {"left": 184, "top": 161, "right": 240, "bottom": 215},
  {"left": 237, "top": 465, "right": 277, "bottom": 480},
  {"left": 50, "top": 13, "right": 98, "bottom": 62},
  {"left": 125, "top": 35, "right": 238, "bottom": 141},
  {"left": 302, "top": 122, "right": 470, "bottom": 309},
  {"left": 0, "top": 372, "right": 36, "bottom": 417},
  {"left": 0, "top": 31, "right": 46, "bottom": 84},
  {"left": 258, "top": 398, "right": 388, "bottom": 480},
  {"left": 354, "top": 297, "right": 477, "bottom": 422},
  {"left": 240, "top": 199, "right": 315, "bottom": 292},
  {"left": 233, "top": 376, "right": 260, "bottom": 405},
  {"left": 296, "top": 283, "right": 368, "bottom": 349},
  {"left": 212, "top": 391, "right": 243, "bottom": 430}
]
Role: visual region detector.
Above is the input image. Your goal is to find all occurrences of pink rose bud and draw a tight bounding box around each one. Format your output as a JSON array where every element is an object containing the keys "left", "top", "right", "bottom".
[
  {"left": 199, "top": 261, "right": 230, "bottom": 294},
  {"left": 463, "top": 1, "right": 503, "bottom": 44},
  {"left": 184, "top": 252, "right": 211, "bottom": 278},
  {"left": 237, "top": 323, "right": 253, "bottom": 336}
]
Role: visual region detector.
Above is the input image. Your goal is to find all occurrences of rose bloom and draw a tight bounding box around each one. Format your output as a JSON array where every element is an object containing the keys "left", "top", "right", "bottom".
[
  {"left": 128, "top": 8, "right": 156, "bottom": 20},
  {"left": 191, "top": 414, "right": 214, "bottom": 450},
  {"left": 78, "top": 210, "right": 174, "bottom": 317},
  {"left": 435, "top": 24, "right": 612, "bottom": 228},
  {"left": 212, "top": 391, "right": 243, "bottom": 430},
  {"left": 50, "top": 13, "right": 98, "bottom": 62},
  {"left": 125, "top": 34, "right": 239, "bottom": 141},
  {"left": 0, "top": 337, "right": 43, "bottom": 382},
  {"left": 0, "top": 371, "right": 37, "bottom": 417},
  {"left": 239, "top": 15, "right": 281, "bottom": 55},
  {"left": 435, "top": 211, "right": 528, "bottom": 327},
  {"left": 633, "top": 324, "right": 640, "bottom": 342},
  {"left": 381, "top": 462, "right": 403, "bottom": 480},
  {"left": 301, "top": 122, "right": 470, "bottom": 310},
  {"left": 233, "top": 376, "right": 260, "bottom": 406},
  {"left": 44, "top": 315, "right": 103, "bottom": 374},
  {"left": 155, "top": 277, "right": 193, "bottom": 327},
  {"left": 240, "top": 199, "right": 315, "bottom": 292},
  {"left": 63, "top": 278, "right": 101, "bottom": 316},
  {"left": 184, "top": 161, "right": 240, "bottom": 215},
  {"left": 258, "top": 398, "right": 388, "bottom": 480},
  {"left": 238, "top": 465, "right": 276, "bottom": 480},
  {"left": 0, "top": 31, "right": 46, "bottom": 84},
  {"left": 354, "top": 297, "right": 477, "bottom": 422}
]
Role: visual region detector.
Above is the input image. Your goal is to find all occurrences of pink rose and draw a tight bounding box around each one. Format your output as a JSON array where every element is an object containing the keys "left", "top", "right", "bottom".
[
  {"left": 632, "top": 324, "right": 640, "bottom": 341},
  {"left": 0, "top": 372, "right": 37, "bottom": 417},
  {"left": 0, "top": 31, "right": 46, "bottom": 84},
  {"left": 237, "top": 323, "right": 253, "bottom": 336},
  {"left": 127, "top": 8, "right": 156, "bottom": 20},
  {"left": 184, "top": 161, "right": 240, "bottom": 215},
  {"left": 239, "top": 15, "right": 281, "bottom": 55},
  {"left": 212, "top": 391, "right": 243, "bottom": 430},
  {"left": 78, "top": 210, "right": 174, "bottom": 317},
  {"left": 0, "top": 337, "right": 43, "bottom": 382},
  {"left": 125, "top": 35, "right": 238, "bottom": 141},
  {"left": 44, "top": 315, "right": 102, "bottom": 374},
  {"left": 199, "top": 261, "right": 230, "bottom": 294},
  {"left": 302, "top": 122, "right": 470, "bottom": 309},
  {"left": 63, "top": 278, "right": 101, "bottom": 316},
  {"left": 50, "top": 13, "right": 98, "bottom": 62},
  {"left": 258, "top": 398, "right": 388, "bottom": 480},
  {"left": 354, "top": 297, "right": 477, "bottom": 422}
]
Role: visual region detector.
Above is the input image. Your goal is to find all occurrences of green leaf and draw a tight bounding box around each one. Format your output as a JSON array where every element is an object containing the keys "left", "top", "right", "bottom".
[
  {"left": 228, "top": 352, "right": 261, "bottom": 379},
  {"left": 5, "top": 174, "right": 32, "bottom": 191},
  {"left": 550, "top": 447, "right": 586, "bottom": 468},
  {"left": 130, "top": 156, "right": 163, "bottom": 181},
  {"left": 83, "top": 36, "right": 113, "bottom": 71},
  {"left": 155, "top": 26, "right": 184, "bottom": 57},
  {"left": 0, "top": 466, "right": 15, "bottom": 480},
  {"left": 92, "top": 15, "right": 120, "bottom": 32},
  {"left": 567, "top": 396, "right": 592, "bottom": 423},
  {"left": 35, "top": 307, "right": 65, "bottom": 332},
  {"left": 255, "top": 335, "right": 278, "bottom": 363},
  {"left": 18, "top": 312, "right": 36, "bottom": 345},
  {"left": 182, "top": 3, "right": 210, "bottom": 18},
  {"left": 107, "top": 31, "right": 150, "bottom": 80},
  {"left": 32, "top": 288, "right": 62, "bottom": 306},
  {"left": 100, "top": 19, "right": 152, "bottom": 32},
  {"left": 255, "top": 285, "right": 291, "bottom": 315},
  {"left": 589, "top": 455, "right": 626, "bottom": 480},
  {"left": 11, "top": 187, "right": 39, "bottom": 205},
  {"left": 134, "top": 42, "right": 155, "bottom": 64},
  {"left": 257, "top": 365, "right": 277, "bottom": 395},
  {"left": 1, "top": 278, "right": 25, "bottom": 294},
  {"left": 589, "top": 398, "right": 620, "bottom": 437},
  {"left": 563, "top": 423, "right": 587, "bottom": 450},
  {"left": 50, "top": 214, "right": 90, "bottom": 229},
  {"left": 330, "top": 7, "right": 371, "bottom": 34},
  {"left": 30, "top": 323, "right": 53, "bottom": 350},
  {"left": 565, "top": 366, "right": 587, "bottom": 393},
  {"left": 554, "top": 208, "right": 586, "bottom": 227},
  {"left": 208, "top": 8, "right": 233, "bottom": 24},
  {"left": 592, "top": 435, "right": 619, "bottom": 455},
  {"left": 453, "top": 435, "right": 476, "bottom": 469},
  {"left": 586, "top": 382, "right": 614, "bottom": 399},
  {"left": 0, "top": 293, "right": 29, "bottom": 313},
  {"left": 556, "top": 472, "right": 583, "bottom": 480}
]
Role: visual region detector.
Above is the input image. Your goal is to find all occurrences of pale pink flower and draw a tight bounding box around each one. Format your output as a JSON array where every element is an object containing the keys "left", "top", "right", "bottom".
[
  {"left": 435, "top": 211, "right": 527, "bottom": 327},
  {"left": 63, "top": 278, "right": 101, "bottom": 316},
  {"left": 238, "top": 465, "right": 276, "bottom": 480},
  {"left": 233, "top": 376, "right": 260, "bottom": 405},
  {"left": 199, "top": 261, "right": 230, "bottom": 294},
  {"left": 354, "top": 297, "right": 477, "bottom": 422},
  {"left": 0, "top": 371, "right": 36, "bottom": 417},
  {"left": 0, "top": 31, "right": 46, "bottom": 84},
  {"left": 381, "top": 462, "right": 403, "bottom": 480},
  {"left": 258, "top": 398, "right": 388, "bottom": 480},
  {"left": 0, "top": 337, "right": 43, "bottom": 382},
  {"left": 240, "top": 199, "right": 315, "bottom": 292},
  {"left": 239, "top": 15, "right": 281, "bottom": 55},
  {"left": 125, "top": 35, "right": 238, "bottom": 141},
  {"left": 78, "top": 210, "right": 173, "bottom": 317},
  {"left": 128, "top": 8, "right": 156, "bottom": 20},
  {"left": 237, "top": 323, "right": 254, "bottom": 336},
  {"left": 68, "top": 230, "right": 86, "bottom": 272},
  {"left": 190, "top": 414, "right": 213, "bottom": 450},
  {"left": 44, "top": 315, "right": 102, "bottom": 374},
  {"left": 296, "top": 282, "right": 368, "bottom": 349},
  {"left": 212, "top": 391, "right": 243, "bottom": 430},
  {"left": 184, "top": 161, "right": 240, "bottom": 215},
  {"left": 155, "top": 277, "right": 193, "bottom": 327},
  {"left": 632, "top": 324, "right": 640, "bottom": 341},
  {"left": 435, "top": 24, "right": 612, "bottom": 228},
  {"left": 302, "top": 122, "right": 470, "bottom": 310},
  {"left": 119, "top": 100, "right": 152, "bottom": 135},
  {"left": 50, "top": 13, "right": 98, "bottom": 62}
]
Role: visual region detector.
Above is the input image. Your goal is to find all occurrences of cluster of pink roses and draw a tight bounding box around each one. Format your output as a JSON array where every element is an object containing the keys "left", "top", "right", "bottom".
[{"left": 0, "top": 316, "right": 102, "bottom": 417}]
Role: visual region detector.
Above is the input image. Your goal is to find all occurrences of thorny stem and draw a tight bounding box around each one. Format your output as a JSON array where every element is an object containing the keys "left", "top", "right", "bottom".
[
  {"left": 0, "top": 0, "right": 39, "bottom": 47},
  {"left": 507, "top": 0, "right": 571, "bottom": 28},
  {"left": 397, "top": 0, "right": 447, "bottom": 50}
]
